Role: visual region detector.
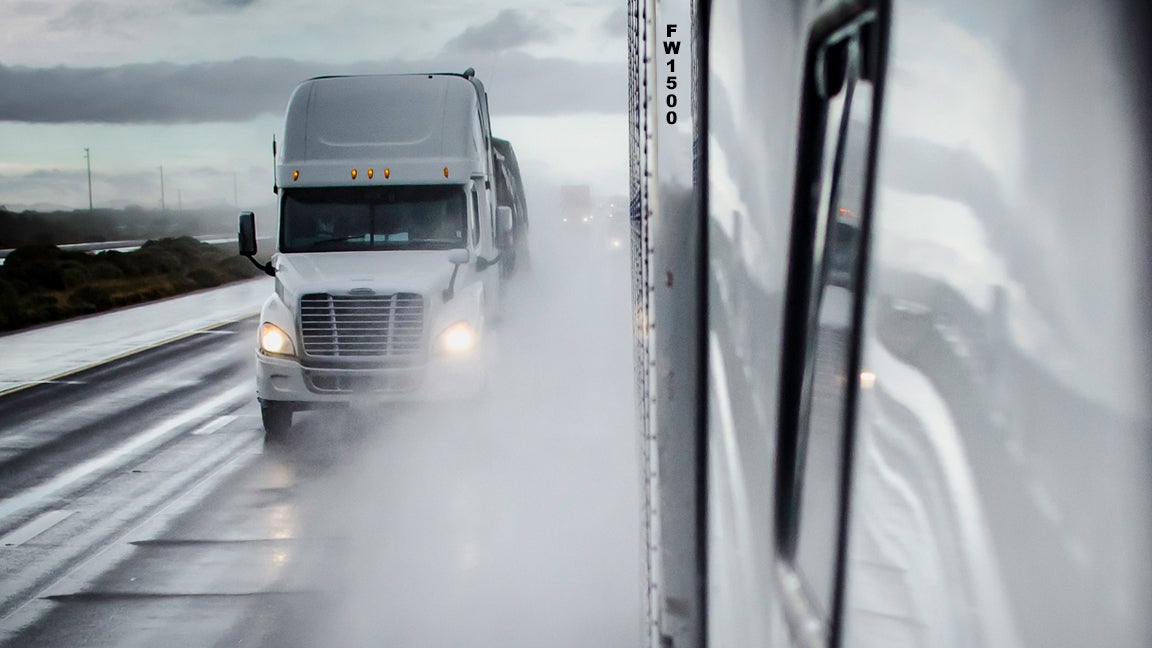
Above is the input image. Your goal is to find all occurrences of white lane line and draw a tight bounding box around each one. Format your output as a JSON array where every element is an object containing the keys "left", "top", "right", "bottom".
[
  {"left": 0, "top": 510, "right": 74, "bottom": 547},
  {"left": 0, "top": 381, "right": 86, "bottom": 386},
  {"left": 190, "top": 414, "right": 238, "bottom": 436},
  {"left": 0, "top": 382, "right": 249, "bottom": 521}
]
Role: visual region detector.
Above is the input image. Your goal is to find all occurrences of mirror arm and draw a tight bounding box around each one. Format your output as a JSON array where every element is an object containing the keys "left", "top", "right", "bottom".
[
  {"left": 245, "top": 255, "right": 276, "bottom": 277},
  {"left": 442, "top": 263, "right": 461, "bottom": 303}
]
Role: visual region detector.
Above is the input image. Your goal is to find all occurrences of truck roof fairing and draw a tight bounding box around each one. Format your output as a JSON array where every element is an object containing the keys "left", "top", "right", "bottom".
[{"left": 277, "top": 74, "right": 486, "bottom": 187}]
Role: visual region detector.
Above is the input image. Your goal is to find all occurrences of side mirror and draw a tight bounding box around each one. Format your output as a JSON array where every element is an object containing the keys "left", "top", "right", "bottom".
[
  {"left": 238, "top": 211, "right": 275, "bottom": 277},
  {"left": 443, "top": 248, "right": 470, "bottom": 302},
  {"left": 497, "top": 206, "right": 513, "bottom": 236},
  {"left": 238, "top": 211, "right": 257, "bottom": 257},
  {"left": 448, "top": 248, "right": 471, "bottom": 266}
]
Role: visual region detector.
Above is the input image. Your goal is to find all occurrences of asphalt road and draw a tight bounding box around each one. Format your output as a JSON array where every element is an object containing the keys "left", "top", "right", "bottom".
[{"left": 0, "top": 238, "right": 639, "bottom": 647}]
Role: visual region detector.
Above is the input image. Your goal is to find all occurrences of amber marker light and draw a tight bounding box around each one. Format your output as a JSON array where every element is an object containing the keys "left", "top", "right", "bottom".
[
  {"left": 384, "top": 168, "right": 391, "bottom": 179},
  {"left": 351, "top": 168, "right": 358, "bottom": 179},
  {"left": 367, "top": 168, "right": 374, "bottom": 179},
  {"left": 292, "top": 170, "right": 299, "bottom": 181},
  {"left": 443, "top": 166, "right": 449, "bottom": 178}
]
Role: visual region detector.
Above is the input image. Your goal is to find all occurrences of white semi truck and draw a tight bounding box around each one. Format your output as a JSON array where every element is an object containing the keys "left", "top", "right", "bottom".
[{"left": 238, "top": 69, "right": 522, "bottom": 439}]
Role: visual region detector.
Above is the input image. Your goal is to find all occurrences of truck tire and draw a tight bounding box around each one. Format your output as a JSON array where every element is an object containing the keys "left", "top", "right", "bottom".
[{"left": 260, "top": 401, "right": 293, "bottom": 443}]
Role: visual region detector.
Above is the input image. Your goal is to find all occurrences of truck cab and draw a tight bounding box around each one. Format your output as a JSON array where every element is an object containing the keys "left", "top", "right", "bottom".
[{"left": 238, "top": 72, "right": 515, "bottom": 439}]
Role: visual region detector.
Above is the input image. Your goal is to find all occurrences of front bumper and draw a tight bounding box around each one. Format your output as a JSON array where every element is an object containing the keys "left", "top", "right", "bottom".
[{"left": 256, "top": 351, "right": 484, "bottom": 404}]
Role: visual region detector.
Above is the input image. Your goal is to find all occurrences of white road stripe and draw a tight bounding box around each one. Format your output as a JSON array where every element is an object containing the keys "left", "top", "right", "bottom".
[
  {"left": 190, "top": 414, "right": 238, "bottom": 436},
  {"left": 1, "top": 510, "right": 74, "bottom": 547},
  {"left": 0, "top": 383, "right": 249, "bottom": 522},
  {"left": 0, "top": 381, "right": 86, "bottom": 386}
]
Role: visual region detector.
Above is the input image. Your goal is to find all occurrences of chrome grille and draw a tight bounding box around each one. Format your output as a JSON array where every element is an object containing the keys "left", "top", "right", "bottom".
[{"left": 299, "top": 292, "right": 424, "bottom": 359}]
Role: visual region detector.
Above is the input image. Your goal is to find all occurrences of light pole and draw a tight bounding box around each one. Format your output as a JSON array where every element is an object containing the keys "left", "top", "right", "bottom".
[
  {"left": 158, "top": 165, "right": 166, "bottom": 212},
  {"left": 84, "top": 147, "right": 93, "bottom": 211}
]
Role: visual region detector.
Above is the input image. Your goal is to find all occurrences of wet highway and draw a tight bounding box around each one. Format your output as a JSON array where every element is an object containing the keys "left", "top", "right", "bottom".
[{"left": 0, "top": 236, "right": 638, "bottom": 647}]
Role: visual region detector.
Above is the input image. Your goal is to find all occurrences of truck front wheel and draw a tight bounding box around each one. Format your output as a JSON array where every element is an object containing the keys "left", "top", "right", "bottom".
[{"left": 260, "top": 400, "right": 293, "bottom": 442}]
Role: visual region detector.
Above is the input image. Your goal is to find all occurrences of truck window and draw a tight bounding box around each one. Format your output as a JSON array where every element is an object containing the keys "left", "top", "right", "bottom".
[
  {"left": 774, "top": 17, "right": 880, "bottom": 633},
  {"left": 280, "top": 185, "right": 466, "bottom": 253}
]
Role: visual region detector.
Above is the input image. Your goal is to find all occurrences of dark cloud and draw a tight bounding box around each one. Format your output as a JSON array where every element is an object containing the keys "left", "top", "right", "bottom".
[
  {"left": 0, "top": 55, "right": 623, "bottom": 124},
  {"left": 441, "top": 9, "right": 550, "bottom": 53}
]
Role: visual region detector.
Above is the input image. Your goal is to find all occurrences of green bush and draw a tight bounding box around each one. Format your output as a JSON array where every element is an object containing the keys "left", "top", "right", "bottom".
[
  {"left": 58, "top": 260, "right": 91, "bottom": 288},
  {"left": 132, "top": 249, "right": 181, "bottom": 275},
  {"left": 142, "top": 237, "right": 213, "bottom": 264},
  {"left": 87, "top": 262, "right": 125, "bottom": 280},
  {"left": 99, "top": 250, "right": 142, "bottom": 276},
  {"left": 69, "top": 285, "right": 113, "bottom": 310},
  {"left": 20, "top": 260, "right": 66, "bottom": 290},
  {"left": 3, "top": 246, "right": 65, "bottom": 290},
  {"left": 218, "top": 255, "right": 260, "bottom": 279},
  {"left": 186, "top": 267, "right": 222, "bottom": 288},
  {"left": 0, "top": 279, "right": 19, "bottom": 329}
]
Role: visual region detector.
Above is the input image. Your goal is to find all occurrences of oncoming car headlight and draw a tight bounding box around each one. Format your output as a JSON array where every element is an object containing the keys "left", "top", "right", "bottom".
[
  {"left": 260, "top": 322, "right": 296, "bottom": 357},
  {"left": 435, "top": 321, "right": 475, "bottom": 354}
]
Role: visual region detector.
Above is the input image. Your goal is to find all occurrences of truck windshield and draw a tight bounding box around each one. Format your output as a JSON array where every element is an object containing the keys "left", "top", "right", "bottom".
[{"left": 280, "top": 185, "right": 467, "bottom": 252}]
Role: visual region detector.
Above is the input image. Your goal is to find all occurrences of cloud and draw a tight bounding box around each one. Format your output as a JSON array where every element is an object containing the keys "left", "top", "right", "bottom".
[
  {"left": 441, "top": 9, "right": 550, "bottom": 53},
  {"left": 9, "top": 1, "right": 54, "bottom": 17},
  {"left": 601, "top": 6, "right": 627, "bottom": 38},
  {"left": 187, "top": 0, "right": 259, "bottom": 12},
  {"left": 0, "top": 55, "right": 624, "bottom": 124}
]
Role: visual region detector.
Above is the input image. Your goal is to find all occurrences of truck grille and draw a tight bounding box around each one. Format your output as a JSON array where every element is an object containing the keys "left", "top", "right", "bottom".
[
  {"left": 299, "top": 292, "right": 425, "bottom": 359},
  {"left": 304, "top": 371, "right": 420, "bottom": 394}
]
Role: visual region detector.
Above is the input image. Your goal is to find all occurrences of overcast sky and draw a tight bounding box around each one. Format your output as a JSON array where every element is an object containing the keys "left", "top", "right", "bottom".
[{"left": 0, "top": 0, "right": 629, "bottom": 211}]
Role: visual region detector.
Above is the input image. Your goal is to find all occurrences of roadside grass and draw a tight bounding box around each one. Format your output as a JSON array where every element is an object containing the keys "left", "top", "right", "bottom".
[{"left": 0, "top": 237, "right": 262, "bottom": 332}]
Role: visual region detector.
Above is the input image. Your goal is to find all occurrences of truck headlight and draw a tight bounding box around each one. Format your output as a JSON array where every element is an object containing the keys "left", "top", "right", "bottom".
[
  {"left": 260, "top": 322, "right": 296, "bottom": 357},
  {"left": 436, "top": 321, "right": 475, "bottom": 354}
]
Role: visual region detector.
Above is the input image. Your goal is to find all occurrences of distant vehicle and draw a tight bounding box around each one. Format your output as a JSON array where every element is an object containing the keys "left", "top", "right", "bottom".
[
  {"left": 238, "top": 70, "right": 524, "bottom": 440},
  {"left": 630, "top": 1, "right": 1152, "bottom": 647},
  {"left": 560, "top": 184, "right": 593, "bottom": 225}
]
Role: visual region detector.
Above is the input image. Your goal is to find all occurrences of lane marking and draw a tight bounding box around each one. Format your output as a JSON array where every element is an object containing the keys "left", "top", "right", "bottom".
[
  {"left": 0, "top": 511, "right": 74, "bottom": 547},
  {"left": 0, "top": 432, "right": 261, "bottom": 630},
  {"left": 0, "top": 381, "right": 86, "bottom": 386},
  {"left": 190, "top": 415, "right": 238, "bottom": 436},
  {"left": 0, "top": 312, "right": 258, "bottom": 399},
  {"left": 0, "top": 383, "right": 250, "bottom": 522}
]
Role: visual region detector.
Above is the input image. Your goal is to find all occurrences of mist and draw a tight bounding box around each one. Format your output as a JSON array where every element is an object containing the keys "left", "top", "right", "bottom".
[{"left": 230, "top": 210, "right": 640, "bottom": 647}]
